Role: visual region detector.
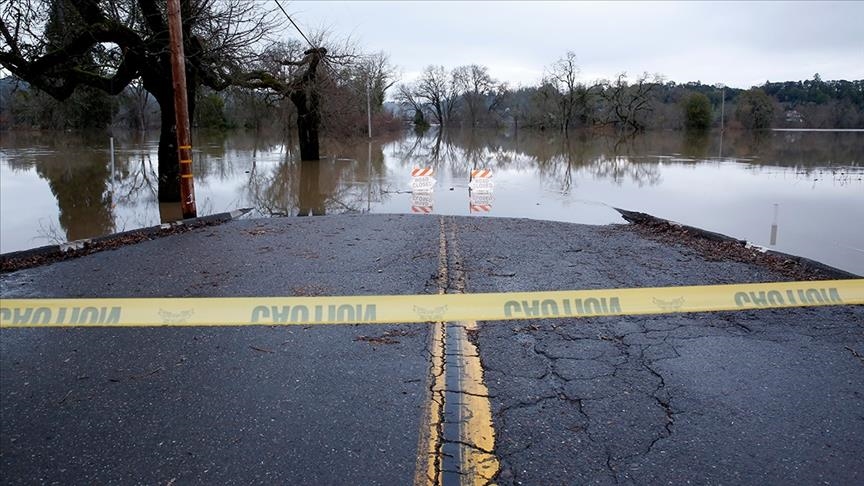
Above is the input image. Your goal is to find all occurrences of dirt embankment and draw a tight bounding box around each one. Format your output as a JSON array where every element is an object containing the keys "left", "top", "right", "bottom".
[
  {"left": 1, "top": 211, "right": 247, "bottom": 273},
  {"left": 617, "top": 209, "right": 858, "bottom": 281}
]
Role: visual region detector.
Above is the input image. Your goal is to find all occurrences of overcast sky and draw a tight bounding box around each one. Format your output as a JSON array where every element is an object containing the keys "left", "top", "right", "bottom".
[{"left": 287, "top": 0, "right": 864, "bottom": 89}]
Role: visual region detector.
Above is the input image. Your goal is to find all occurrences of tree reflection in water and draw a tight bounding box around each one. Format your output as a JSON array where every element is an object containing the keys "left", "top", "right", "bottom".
[
  {"left": 389, "top": 129, "right": 663, "bottom": 191},
  {"left": 297, "top": 160, "right": 325, "bottom": 216},
  {"left": 1, "top": 128, "right": 861, "bottom": 254},
  {"left": 2, "top": 131, "right": 117, "bottom": 243},
  {"left": 244, "top": 136, "right": 392, "bottom": 217},
  {"left": 36, "top": 156, "right": 114, "bottom": 242}
]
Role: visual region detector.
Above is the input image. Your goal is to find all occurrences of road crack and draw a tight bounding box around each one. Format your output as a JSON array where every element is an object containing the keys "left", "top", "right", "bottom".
[{"left": 845, "top": 346, "right": 864, "bottom": 365}]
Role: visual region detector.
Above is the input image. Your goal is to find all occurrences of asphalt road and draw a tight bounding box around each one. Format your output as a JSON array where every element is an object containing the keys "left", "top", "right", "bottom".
[
  {"left": 1, "top": 214, "right": 862, "bottom": 485},
  {"left": 1, "top": 215, "right": 439, "bottom": 485},
  {"left": 456, "top": 217, "right": 864, "bottom": 485}
]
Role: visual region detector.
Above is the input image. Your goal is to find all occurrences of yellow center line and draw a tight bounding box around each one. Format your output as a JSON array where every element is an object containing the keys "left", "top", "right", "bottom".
[
  {"left": 444, "top": 218, "right": 499, "bottom": 485},
  {"left": 455, "top": 320, "right": 499, "bottom": 484},
  {"left": 414, "top": 221, "right": 449, "bottom": 485},
  {"left": 415, "top": 218, "right": 499, "bottom": 485}
]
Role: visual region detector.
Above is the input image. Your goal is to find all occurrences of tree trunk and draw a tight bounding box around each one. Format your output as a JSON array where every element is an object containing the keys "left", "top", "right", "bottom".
[
  {"left": 291, "top": 87, "right": 320, "bottom": 161},
  {"left": 154, "top": 89, "right": 181, "bottom": 202}
]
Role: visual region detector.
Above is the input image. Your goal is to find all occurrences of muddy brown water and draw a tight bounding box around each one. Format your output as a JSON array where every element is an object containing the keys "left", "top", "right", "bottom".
[{"left": 1, "top": 128, "right": 862, "bottom": 275}]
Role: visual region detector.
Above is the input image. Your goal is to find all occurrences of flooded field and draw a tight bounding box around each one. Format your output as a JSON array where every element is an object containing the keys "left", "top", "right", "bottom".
[{"left": 1, "top": 128, "right": 862, "bottom": 275}]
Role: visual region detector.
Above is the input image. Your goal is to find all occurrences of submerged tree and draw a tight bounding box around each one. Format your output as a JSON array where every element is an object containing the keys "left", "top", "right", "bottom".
[
  {"left": 284, "top": 47, "right": 327, "bottom": 161},
  {"left": 238, "top": 33, "right": 396, "bottom": 158},
  {"left": 736, "top": 88, "right": 775, "bottom": 130},
  {"left": 452, "top": 64, "right": 497, "bottom": 128},
  {"left": 396, "top": 83, "right": 427, "bottom": 127},
  {"left": 598, "top": 72, "right": 662, "bottom": 132},
  {"left": 0, "top": 0, "right": 278, "bottom": 201},
  {"left": 542, "top": 51, "right": 590, "bottom": 132},
  {"left": 412, "top": 65, "right": 458, "bottom": 128},
  {"left": 238, "top": 40, "right": 331, "bottom": 161},
  {"left": 682, "top": 92, "right": 712, "bottom": 130}
]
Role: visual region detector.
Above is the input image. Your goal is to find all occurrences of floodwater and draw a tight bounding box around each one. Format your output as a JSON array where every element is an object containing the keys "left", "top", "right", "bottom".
[{"left": 1, "top": 128, "right": 862, "bottom": 275}]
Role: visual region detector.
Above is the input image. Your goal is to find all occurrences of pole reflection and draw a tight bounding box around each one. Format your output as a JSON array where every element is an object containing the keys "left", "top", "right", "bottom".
[{"left": 770, "top": 203, "right": 779, "bottom": 246}]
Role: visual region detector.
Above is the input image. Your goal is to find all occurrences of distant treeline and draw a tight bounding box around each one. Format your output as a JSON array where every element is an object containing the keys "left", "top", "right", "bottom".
[
  {"left": 0, "top": 74, "right": 404, "bottom": 136},
  {"left": 394, "top": 61, "right": 863, "bottom": 131},
  {"left": 2, "top": 70, "right": 862, "bottom": 133}
]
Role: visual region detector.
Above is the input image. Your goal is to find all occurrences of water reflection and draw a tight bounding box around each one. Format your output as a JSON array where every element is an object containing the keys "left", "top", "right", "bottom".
[
  {"left": 38, "top": 152, "right": 114, "bottom": 242},
  {"left": 682, "top": 130, "right": 711, "bottom": 159},
  {"left": 1, "top": 131, "right": 115, "bottom": 242},
  {"left": 159, "top": 202, "right": 184, "bottom": 223},
  {"left": 1, "top": 128, "right": 862, "bottom": 274},
  {"left": 297, "top": 160, "right": 325, "bottom": 216},
  {"left": 770, "top": 203, "right": 780, "bottom": 246},
  {"left": 243, "top": 138, "right": 390, "bottom": 217}
]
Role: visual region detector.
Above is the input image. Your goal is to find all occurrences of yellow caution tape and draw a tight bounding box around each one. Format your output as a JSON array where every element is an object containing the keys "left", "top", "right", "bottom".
[{"left": 1, "top": 280, "right": 862, "bottom": 328}]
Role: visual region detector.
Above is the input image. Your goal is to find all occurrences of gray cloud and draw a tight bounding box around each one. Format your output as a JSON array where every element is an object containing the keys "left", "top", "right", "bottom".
[{"left": 289, "top": 0, "right": 864, "bottom": 88}]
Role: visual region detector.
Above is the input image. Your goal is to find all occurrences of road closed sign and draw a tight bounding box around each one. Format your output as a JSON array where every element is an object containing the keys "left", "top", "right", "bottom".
[
  {"left": 411, "top": 167, "right": 436, "bottom": 193},
  {"left": 469, "top": 169, "right": 494, "bottom": 192}
]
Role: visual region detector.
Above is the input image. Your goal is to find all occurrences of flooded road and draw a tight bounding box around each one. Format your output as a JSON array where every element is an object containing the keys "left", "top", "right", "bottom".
[{"left": 1, "top": 128, "right": 862, "bottom": 275}]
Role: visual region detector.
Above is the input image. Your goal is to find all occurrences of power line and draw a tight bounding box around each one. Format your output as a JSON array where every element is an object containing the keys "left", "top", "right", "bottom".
[
  {"left": 270, "top": 0, "right": 365, "bottom": 91},
  {"left": 269, "top": 0, "right": 374, "bottom": 137},
  {"left": 272, "top": 0, "right": 316, "bottom": 50}
]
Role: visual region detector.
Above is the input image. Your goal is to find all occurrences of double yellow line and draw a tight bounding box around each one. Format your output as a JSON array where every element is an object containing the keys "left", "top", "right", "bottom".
[{"left": 3, "top": 273, "right": 861, "bottom": 486}]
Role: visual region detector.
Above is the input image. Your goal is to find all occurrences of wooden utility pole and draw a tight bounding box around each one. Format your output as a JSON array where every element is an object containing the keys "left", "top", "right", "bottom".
[{"left": 167, "top": 0, "right": 197, "bottom": 218}]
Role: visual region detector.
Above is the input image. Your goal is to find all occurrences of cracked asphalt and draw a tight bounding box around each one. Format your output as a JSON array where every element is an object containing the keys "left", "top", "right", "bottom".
[
  {"left": 1, "top": 215, "right": 437, "bottom": 485},
  {"left": 457, "top": 217, "right": 864, "bottom": 485},
  {"left": 1, "top": 214, "right": 862, "bottom": 485}
]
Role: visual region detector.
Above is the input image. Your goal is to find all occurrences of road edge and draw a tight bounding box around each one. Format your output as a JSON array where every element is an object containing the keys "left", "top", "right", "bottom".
[
  {"left": 615, "top": 208, "right": 860, "bottom": 279},
  {"left": 1, "top": 209, "right": 252, "bottom": 273}
]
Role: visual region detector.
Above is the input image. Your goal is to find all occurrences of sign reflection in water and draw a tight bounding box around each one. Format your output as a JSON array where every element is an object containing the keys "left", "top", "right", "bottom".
[{"left": 0, "top": 129, "right": 862, "bottom": 274}]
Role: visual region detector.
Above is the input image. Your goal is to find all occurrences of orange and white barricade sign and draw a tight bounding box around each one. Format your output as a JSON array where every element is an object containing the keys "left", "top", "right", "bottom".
[
  {"left": 411, "top": 167, "right": 436, "bottom": 193},
  {"left": 469, "top": 191, "right": 494, "bottom": 214},
  {"left": 412, "top": 167, "right": 434, "bottom": 177},
  {"left": 469, "top": 169, "right": 494, "bottom": 192},
  {"left": 411, "top": 192, "right": 434, "bottom": 214}
]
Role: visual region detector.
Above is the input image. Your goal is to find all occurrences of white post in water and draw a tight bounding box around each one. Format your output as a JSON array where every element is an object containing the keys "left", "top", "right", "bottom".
[{"left": 770, "top": 203, "right": 779, "bottom": 246}]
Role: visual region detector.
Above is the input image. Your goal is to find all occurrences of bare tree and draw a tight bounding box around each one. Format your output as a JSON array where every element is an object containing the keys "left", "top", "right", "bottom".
[
  {"left": 413, "top": 65, "right": 458, "bottom": 128},
  {"left": 240, "top": 45, "right": 330, "bottom": 161},
  {"left": 542, "top": 51, "right": 589, "bottom": 133},
  {"left": 356, "top": 51, "right": 397, "bottom": 111},
  {"left": 598, "top": 72, "right": 662, "bottom": 132},
  {"left": 396, "top": 83, "right": 426, "bottom": 126},
  {"left": 239, "top": 29, "right": 380, "bottom": 158},
  {"left": 452, "top": 64, "right": 496, "bottom": 128},
  {"left": 0, "top": 0, "right": 279, "bottom": 201}
]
